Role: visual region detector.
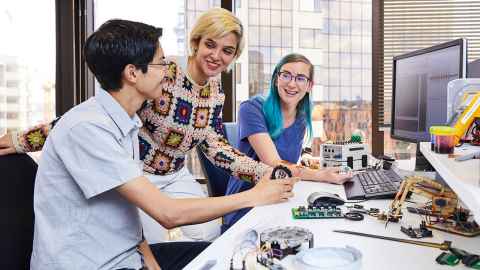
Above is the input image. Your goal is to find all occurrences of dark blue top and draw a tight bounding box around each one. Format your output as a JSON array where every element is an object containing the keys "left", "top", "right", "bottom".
[{"left": 222, "top": 96, "right": 306, "bottom": 232}]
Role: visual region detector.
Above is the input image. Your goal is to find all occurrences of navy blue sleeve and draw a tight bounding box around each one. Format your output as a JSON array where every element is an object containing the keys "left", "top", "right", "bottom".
[{"left": 238, "top": 99, "right": 269, "bottom": 142}]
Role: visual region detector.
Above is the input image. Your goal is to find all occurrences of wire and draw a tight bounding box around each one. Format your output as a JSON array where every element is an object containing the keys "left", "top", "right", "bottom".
[{"left": 344, "top": 199, "right": 368, "bottom": 204}]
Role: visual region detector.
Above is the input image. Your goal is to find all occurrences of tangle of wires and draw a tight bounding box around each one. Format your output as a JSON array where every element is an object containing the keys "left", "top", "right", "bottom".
[{"left": 470, "top": 118, "right": 480, "bottom": 146}]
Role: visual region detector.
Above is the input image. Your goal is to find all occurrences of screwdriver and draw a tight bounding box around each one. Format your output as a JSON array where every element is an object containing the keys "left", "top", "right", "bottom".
[{"left": 333, "top": 230, "right": 452, "bottom": 250}]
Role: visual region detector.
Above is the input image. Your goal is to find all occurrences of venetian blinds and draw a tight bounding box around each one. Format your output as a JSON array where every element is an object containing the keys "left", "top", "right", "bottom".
[{"left": 378, "top": 0, "right": 480, "bottom": 126}]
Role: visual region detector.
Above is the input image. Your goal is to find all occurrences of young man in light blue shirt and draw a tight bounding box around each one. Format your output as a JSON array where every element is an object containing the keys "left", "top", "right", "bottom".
[{"left": 30, "top": 19, "right": 296, "bottom": 270}]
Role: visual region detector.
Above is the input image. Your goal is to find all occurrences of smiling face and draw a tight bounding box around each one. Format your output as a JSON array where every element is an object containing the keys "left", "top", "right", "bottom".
[
  {"left": 276, "top": 61, "right": 313, "bottom": 109},
  {"left": 135, "top": 45, "right": 168, "bottom": 100},
  {"left": 192, "top": 32, "right": 238, "bottom": 81}
]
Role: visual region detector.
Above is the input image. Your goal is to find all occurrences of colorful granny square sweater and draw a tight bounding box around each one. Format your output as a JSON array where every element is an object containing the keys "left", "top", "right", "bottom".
[{"left": 12, "top": 60, "right": 269, "bottom": 183}]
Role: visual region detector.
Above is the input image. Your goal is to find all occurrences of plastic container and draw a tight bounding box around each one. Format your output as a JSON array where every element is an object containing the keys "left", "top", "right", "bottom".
[{"left": 430, "top": 126, "right": 456, "bottom": 154}]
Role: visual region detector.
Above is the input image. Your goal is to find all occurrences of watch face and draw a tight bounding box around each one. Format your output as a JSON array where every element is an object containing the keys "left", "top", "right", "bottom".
[{"left": 271, "top": 165, "right": 292, "bottom": 179}]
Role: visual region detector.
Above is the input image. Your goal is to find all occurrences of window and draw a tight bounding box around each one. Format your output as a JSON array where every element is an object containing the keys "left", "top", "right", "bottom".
[
  {"left": 235, "top": 0, "right": 373, "bottom": 151},
  {"left": 299, "top": 0, "right": 322, "bottom": 12},
  {"left": 299, "top": 28, "right": 323, "bottom": 49},
  {"left": 375, "top": 0, "right": 480, "bottom": 157},
  {"left": 0, "top": 1, "right": 55, "bottom": 134}
]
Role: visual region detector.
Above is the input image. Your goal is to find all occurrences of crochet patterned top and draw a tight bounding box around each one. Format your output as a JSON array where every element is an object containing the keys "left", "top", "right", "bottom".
[{"left": 11, "top": 60, "right": 269, "bottom": 183}]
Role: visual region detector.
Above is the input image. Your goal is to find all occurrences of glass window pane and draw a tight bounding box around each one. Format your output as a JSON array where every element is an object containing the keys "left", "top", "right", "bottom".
[
  {"left": 196, "top": 0, "right": 209, "bottom": 11},
  {"left": 352, "top": 69, "right": 362, "bottom": 85},
  {"left": 315, "top": 31, "right": 324, "bottom": 49},
  {"left": 340, "top": 20, "right": 351, "bottom": 36},
  {"left": 352, "top": 19, "right": 362, "bottom": 35},
  {"left": 329, "top": 1, "right": 340, "bottom": 19},
  {"left": 340, "top": 1, "right": 351, "bottom": 19},
  {"left": 352, "top": 3, "right": 362, "bottom": 20},
  {"left": 281, "top": 47, "right": 292, "bottom": 56},
  {"left": 362, "top": 3, "right": 371, "bottom": 20},
  {"left": 341, "top": 87, "right": 351, "bottom": 101},
  {"left": 282, "top": 27, "right": 292, "bottom": 47},
  {"left": 0, "top": 1, "right": 56, "bottom": 134},
  {"left": 341, "top": 53, "right": 351, "bottom": 68},
  {"left": 362, "top": 20, "right": 371, "bottom": 36},
  {"left": 271, "top": 47, "right": 282, "bottom": 64},
  {"left": 249, "top": 8, "right": 259, "bottom": 25},
  {"left": 330, "top": 86, "right": 341, "bottom": 101},
  {"left": 322, "top": 70, "right": 329, "bottom": 86},
  {"left": 329, "top": 53, "right": 340, "bottom": 68},
  {"left": 341, "top": 69, "right": 351, "bottom": 86},
  {"left": 249, "top": 47, "right": 260, "bottom": 63},
  {"left": 282, "top": 0, "right": 292, "bottom": 10},
  {"left": 249, "top": 26, "right": 259, "bottom": 46},
  {"left": 328, "top": 19, "right": 339, "bottom": 35},
  {"left": 330, "top": 67, "right": 340, "bottom": 86},
  {"left": 271, "top": 10, "right": 281, "bottom": 26},
  {"left": 299, "top": 28, "right": 314, "bottom": 48},
  {"left": 362, "top": 69, "right": 371, "bottom": 86},
  {"left": 362, "top": 36, "right": 371, "bottom": 53},
  {"left": 329, "top": 35, "right": 340, "bottom": 52},
  {"left": 352, "top": 37, "right": 362, "bottom": 53},
  {"left": 260, "top": 26, "right": 271, "bottom": 46},
  {"left": 259, "top": 46, "right": 271, "bottom": 64},
  {"left": 300, "top": 0, "right": 314, "bottom": 12},
  {"left": 351, "top": 53, "right": 362, "bottom": 68},
  {"left": 340, "top": 36, "right": 351, "bottom": 51},
  {"left": 260, "top": 0, "right": 270, "bottom": 9},
  {"left": 282, "top": 11, "right": 291, "bottom": 26},
  {"left": 271, "top": 27, "right": 282, "bottom": 46},
  {"left": 260, "top": 9, "right": 270, "bottom": 26},
  {"left": 362, "top": 53, "right": 371, "bottom": 69},
  {"left": 271, "top": 0, "right": 282, "bottom": 10},
  {"left": 249, "top": 0, "right": 259, "bottom": 8},
  {"left": 314, "top": 65, "right": 322, "bottom": 85}
]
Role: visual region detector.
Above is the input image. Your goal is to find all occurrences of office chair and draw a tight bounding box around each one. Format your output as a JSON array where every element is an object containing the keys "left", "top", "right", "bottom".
[
  {"left": 197, "top": 122, "right": 238, "bottom": 197},
  {"left": 0, "top": 154, "right": 37, "bottom": 269}
]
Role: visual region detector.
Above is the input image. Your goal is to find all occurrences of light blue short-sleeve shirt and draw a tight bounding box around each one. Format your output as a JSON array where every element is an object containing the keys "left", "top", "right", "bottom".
[{"left": 30, "top": 89, "right": 145, "bottom": 270}]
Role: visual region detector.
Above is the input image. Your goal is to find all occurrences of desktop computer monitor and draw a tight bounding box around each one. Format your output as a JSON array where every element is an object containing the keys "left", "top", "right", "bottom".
[{"left": 391, "top": 38, "right": 467, "bottom": 143}]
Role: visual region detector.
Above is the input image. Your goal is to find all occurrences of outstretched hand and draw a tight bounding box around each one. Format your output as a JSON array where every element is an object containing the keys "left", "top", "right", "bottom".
[
  {"left": 250, "top": 171, "right": 299, "bottom": 206},
  {"left": 0, "top": 133, "right": 16, "bottom": 156},
  {"left": 318, "top": 167, "right": 353, "bottom": 185}
]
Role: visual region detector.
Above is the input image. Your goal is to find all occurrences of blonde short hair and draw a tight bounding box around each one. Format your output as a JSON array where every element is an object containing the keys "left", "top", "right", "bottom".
[{"left": 189, "top": 8, "right": 244, "bottom": 60}]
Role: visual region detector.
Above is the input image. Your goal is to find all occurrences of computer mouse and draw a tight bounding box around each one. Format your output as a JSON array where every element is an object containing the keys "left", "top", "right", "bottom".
[{"left": 307, "top": 191, "right": 346, "bottom": 206}]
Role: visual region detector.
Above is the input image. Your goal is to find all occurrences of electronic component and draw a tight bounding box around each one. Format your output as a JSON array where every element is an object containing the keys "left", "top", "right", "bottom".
[
  {"left": 344, "top": 169, "right": 403, "bottom": 200},
  {"left": 259, "top": 226, "right": 313, "bottom": 260},
  {"left": 292, "top": 205, "right": 343, "bottom": 219},
  {"left": 270, "top": 165, "right": 292, "bottom": 180},
  {"left": 344, "top": 211, "right": 364, "bottom": 221},
  {"left": 449, "top": 247, "right": 480, "bottom": 269},
  {"left": 321, "top": 142, "right": 368, "bottom": 171},
  {"left": 307, "top": 191, "right": 345, "bottom": 206},
  {"left": 400, "top": 221, "right": 433, "bottom": 239},
  {"left": 436, "top": 252, "right": 460, "bottom": 266}
]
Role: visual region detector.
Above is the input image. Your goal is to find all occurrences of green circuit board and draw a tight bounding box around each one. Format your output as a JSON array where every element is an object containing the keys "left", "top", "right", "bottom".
[{"left": 292, "top": 205, "right": 344, "bottom": 219}]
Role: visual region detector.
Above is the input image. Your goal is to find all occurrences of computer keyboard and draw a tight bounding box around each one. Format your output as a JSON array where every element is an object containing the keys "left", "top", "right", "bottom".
[{"left": 344, "top": 169, "right": 403, "bottom": 200}]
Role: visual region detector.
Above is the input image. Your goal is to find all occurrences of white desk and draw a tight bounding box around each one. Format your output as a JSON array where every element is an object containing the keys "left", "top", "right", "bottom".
[
  {"left": 420, "top": 142, "right": 480, "bottom": 223},
  {"left": 186, "top": 180, "right": 480, "bottom": 269}
]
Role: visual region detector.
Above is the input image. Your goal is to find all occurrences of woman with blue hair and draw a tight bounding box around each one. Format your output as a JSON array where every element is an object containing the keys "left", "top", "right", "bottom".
[{"left": 222, "top": 53, "right": 351, "bottom": 232}]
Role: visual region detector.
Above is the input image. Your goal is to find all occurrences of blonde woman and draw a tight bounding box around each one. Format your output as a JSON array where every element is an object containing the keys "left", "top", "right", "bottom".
[{"left": 0, "top": 8, "right": 268, "bottom": 243}]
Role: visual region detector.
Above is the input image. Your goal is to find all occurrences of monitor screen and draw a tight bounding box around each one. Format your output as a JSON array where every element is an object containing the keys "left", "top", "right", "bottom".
[{"left": 391, "top": 39, "right": 467, "bottom": 142}]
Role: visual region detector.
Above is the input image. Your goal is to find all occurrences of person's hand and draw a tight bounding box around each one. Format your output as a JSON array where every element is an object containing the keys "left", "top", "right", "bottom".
[
  {"left": 249, "top": 172, "right": 298, "bottom": 206},
  {"left": 0, "top": 133, "right": 16, "bottom": 156},
  {"left": 316, "top": 167, "right": 352, "bottom": 185},
  {"left": 300, "top": 153, "right": 321, "bottom": 169}
]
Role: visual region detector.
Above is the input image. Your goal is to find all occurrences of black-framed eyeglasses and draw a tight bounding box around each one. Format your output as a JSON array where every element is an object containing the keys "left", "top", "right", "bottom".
[
  {"left": 277, "top": 71, "right": 311, "bottom": 87},
  {"left": 137, "top": 60, "right": 170, "bottom": 67}
]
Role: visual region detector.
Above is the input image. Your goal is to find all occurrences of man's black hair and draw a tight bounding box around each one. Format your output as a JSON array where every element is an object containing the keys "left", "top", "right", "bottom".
[{"left": 84, "top": 19, "right": 163, "bottom": 91}]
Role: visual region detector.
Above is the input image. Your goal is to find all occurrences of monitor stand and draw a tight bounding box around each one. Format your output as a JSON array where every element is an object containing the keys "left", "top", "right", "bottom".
[{"left": 414, "top": 142, "right": 434, "bottom": 171}]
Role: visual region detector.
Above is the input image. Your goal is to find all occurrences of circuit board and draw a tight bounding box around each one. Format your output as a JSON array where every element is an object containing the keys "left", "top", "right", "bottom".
[{"left": 292, "top": 205, "right": 344, "bottom": 219}]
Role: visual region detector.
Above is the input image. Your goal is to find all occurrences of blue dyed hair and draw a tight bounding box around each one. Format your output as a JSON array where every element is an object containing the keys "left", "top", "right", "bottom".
[{"left": 262, "top": 53, "right": 314, "bottom": 142}]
